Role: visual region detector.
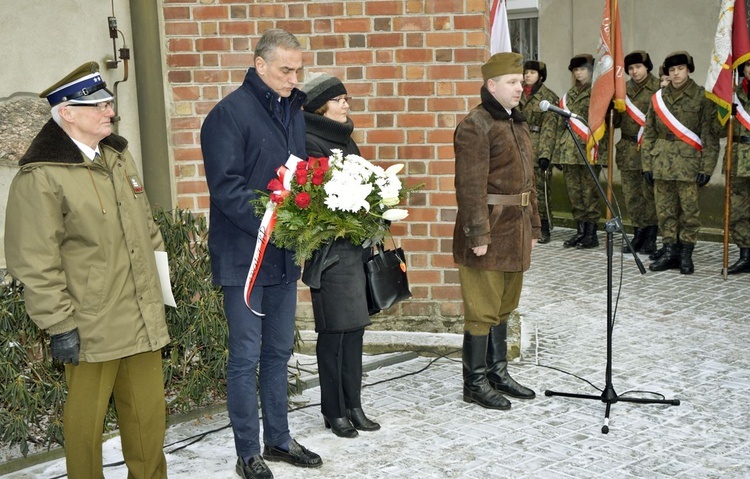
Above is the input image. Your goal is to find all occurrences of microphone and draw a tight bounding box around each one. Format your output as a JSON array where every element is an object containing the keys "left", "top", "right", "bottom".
[{"left": 539, "top": 100, "right": 585, "bottom": 121}]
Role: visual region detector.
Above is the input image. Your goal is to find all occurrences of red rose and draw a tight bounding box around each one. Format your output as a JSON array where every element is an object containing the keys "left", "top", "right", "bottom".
[
  {"left": 312, "top": 168, "right": 325, "bottom": 186},
  {"left": 294, "top": 192, "right": 311, "bottom": 208},
  {"left": 318, "top": 157, "right": 329, "bottom": 172},
  {"left": 267, "top": 178, "right": 284, "bottom": 192},
  {"left": 270, "top": 192, "right": 285, "bottom": 204},
  {"left": 297, "top": 161, "right": 308, "bottom": 171},
  {"left": 308, "top": 156, "right": 327, "bottom": 170},
  {"left": 295, "top": 169, "right": 308, "bottom": 185}
]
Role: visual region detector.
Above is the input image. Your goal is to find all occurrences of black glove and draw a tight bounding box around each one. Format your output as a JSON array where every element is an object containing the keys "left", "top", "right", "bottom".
[
  {"left": 50, "top": 329, "right": 80, "bottom": 365},
  {"left": 538, "top": 158, "right": 551, "bottom": 172},
  {"left": 696, "top": 173, "right": 711, "bottom": 187},
  {"left": 643, "top": 171, "right": 654, "bottom": 186},
  {"left": 554, "top": 164, "right": 563, "bottom": 171}
]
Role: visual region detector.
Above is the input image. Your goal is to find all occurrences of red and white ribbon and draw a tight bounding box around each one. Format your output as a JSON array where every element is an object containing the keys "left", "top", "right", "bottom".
[
  {"left": 244, "top": 154, "right": 303, "bottom": 313},
  {"left": 652, "top": 90, "right": 702, "bottom": 152},
  {"left": 734, "top": 93, "right": 750, "bottom": 132},
  {"left": 625, "top": 95, "right": 646, "bottom": 146}
]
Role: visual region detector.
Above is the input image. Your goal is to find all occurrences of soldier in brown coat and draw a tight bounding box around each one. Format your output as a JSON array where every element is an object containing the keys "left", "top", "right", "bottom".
[{"left": 453, "top": 52, "right": 540, "bottom": 411}]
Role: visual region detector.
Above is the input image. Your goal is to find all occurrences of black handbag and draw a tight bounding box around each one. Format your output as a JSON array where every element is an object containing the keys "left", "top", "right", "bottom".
[{"left": 364, "top": 243, "right": 412, "bottom": 314}]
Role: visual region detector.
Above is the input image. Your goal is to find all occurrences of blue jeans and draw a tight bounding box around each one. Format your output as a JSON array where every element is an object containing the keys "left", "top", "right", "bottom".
[{"left": 223, "top": 283, "right": 296, "bottom": 457}]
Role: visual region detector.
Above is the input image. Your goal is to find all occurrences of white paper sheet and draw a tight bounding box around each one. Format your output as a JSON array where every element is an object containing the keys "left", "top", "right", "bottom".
[{"left": 154, "top": 251, "right": 177, "bottom": 307}]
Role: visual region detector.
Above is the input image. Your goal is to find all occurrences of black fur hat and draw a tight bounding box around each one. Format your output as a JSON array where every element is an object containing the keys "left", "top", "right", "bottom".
[
  {"left": 524, "top": 60, "right": 547, "bottom": 83},
  {"left": 624, "top": 50, "right": 653, "bottom": 73},
  {"left": 663, "top": 51, "right": 695, "bottom": 73},
  {"left": 568, "top": 54, "right": 594, "bottom": 71}
]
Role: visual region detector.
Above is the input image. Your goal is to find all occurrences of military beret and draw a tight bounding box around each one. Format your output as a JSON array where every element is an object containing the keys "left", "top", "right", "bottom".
[
  {"left": 568, "top": 54, "right": 594, "bottom": 71},
  {"left": 524, "top": 60, "right": 547, "bottom": 83},
  {"left": 663, "top": 51, "right": 695, "bottom": 73},
  {"left": 40, "top": 61, "right": 114, "bottom": 107},
  {"left": 482, "top": 52, "right": 524, "bottom": 81},
  {"left": 302, "top": 73, "right": 347, "bottom": 113},
  {"left": 624, "top": 50, "right": 653, "bottom": 73}
]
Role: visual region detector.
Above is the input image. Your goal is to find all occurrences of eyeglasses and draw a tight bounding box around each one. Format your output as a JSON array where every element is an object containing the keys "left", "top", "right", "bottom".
[
  {"left": 67, "top": 101, "right": 115, "bottom": 112},
  {"left": 328, "top": 96, "right": 351, "bottom": 104}
]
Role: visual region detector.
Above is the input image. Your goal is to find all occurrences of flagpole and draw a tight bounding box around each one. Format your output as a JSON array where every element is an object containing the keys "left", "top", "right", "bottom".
[
  {"left": 722, "top": 93, "right": 735, "bottom": 279},
  {"left": 606, "top": 109, "right": 615, "bottom": 221}
]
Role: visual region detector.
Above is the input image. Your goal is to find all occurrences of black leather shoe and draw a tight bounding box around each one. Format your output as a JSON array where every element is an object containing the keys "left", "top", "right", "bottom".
[
  {"left": 324, "top": 416, "right": 358, "bottom": 438},
  {"left": 263, "top": 439, "right": 322, "bottom": 468},
  {"left": 347, "top": 408, "right": 381, "bottom": 431},
  {"left": 236, "top": 456, "right": 273, "bottom": 479}
]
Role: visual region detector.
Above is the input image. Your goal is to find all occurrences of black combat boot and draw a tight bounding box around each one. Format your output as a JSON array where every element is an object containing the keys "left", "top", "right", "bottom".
[
  {"left": 679, "top": 242, "right": 695, "bottom": 275},
  {"left": 649, "top": 243, "right": 680, "bottom": 271},
  {"left": 538, "top": 220, "right": 551, "bottom": 244},
  {"left": 622, "top": 227, "right": 643, "bottom": 254},
  {"left": 727, "top": 247, "right": 750, "bottom": 274},
  {"left": 486, "top": 323, "right": 535, "bottom": 399},
  {"left": 639, "top": 225, "right": 658, "bottom": 254},
  {"left": 563, "top": 222, "right": 586, "bottom": 248},
  {"left": 576, "top": 222, "right": 599, "bottom": 249},
  {"left": 462, "top": 332, "right": 511, "bottom": 410}
]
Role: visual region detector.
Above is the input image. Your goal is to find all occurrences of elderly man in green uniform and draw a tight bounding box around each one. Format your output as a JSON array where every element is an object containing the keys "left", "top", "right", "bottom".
[
  {"left": 5, "top": 62, "right": 170, "bottom": 478},
  {"left": 642, "top": 51, "right": 720, "bottom": 274},
  {"left": 614, "top": 50, "right": 660, "bottom": 254},
  {"left": 520, "top": 60, "right": 559, "bottom": 243},
  {"left": 453, "top": 52, "right": 539, "bottom": 410},
  {"left": 727, "top": 61, "right": 750, "bottom": 274}
]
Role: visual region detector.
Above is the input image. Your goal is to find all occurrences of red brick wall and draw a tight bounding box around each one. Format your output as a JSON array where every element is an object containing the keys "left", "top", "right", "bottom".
[{"left": 163, "top": 0, "right": 491, "bottom": 328}]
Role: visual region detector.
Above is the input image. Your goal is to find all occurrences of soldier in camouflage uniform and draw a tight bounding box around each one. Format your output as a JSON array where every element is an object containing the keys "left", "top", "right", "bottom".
[
  {"left": 641, "top": 51, "right": 720, "bottom": 274},
  {"left": 613, "top": 51, "right": 660, "bottom": 254},
  {"left": 538, "top": 54, "right": 604, "bottom": 249},
  {"left": 727, "top": 61, "right": 750, "bottom": 274},
  {"left": 520, "top": 60, "right": 559, "bottom": 244}
]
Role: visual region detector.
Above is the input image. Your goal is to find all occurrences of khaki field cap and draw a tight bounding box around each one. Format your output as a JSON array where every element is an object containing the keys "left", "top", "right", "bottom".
[
  {"left": 482, "top": 52, "right": 524, "bottom": 81},
  {"left": 40, "top": 61, "right": 114, "bottom": 106}
]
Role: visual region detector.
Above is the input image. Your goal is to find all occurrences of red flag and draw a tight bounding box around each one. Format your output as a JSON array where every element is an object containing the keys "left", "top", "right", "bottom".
[
  {"left": 588, "top": 0, "right": 626, "bottom": 157},
  {"left": 490, "top": 0, "right": 511, "bottom": 54},
  {"left": 706, "top": 0, "right": 750, "bottom": 125}
]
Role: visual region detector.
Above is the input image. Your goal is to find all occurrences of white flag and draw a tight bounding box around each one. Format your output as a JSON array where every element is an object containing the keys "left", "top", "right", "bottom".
[{"left": 490, "top": 0, "right": 512, "bottom": 54}]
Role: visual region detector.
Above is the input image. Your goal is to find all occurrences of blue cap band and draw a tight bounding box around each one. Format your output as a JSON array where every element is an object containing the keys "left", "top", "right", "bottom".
[{"left": 46, "top": 74, "right": 107, "bottom": 106}]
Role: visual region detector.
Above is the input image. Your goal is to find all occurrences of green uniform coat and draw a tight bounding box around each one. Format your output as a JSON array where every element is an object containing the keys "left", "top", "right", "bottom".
[
  {"left": 641, "top": 78, "right": 720, "bottom": 180},
  {"left": 5, "top": 120, "right": 170, "bottom": 363}
]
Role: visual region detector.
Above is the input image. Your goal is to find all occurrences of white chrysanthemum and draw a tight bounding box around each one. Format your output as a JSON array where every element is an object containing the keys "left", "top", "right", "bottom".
[{"left": 324, "top": 169, "right": 373, "bottom": 213}]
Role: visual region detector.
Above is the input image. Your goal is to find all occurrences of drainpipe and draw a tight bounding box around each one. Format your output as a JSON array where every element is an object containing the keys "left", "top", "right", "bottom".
[{"left": 128, "top": 0, "right": 173, "bottom": 211}]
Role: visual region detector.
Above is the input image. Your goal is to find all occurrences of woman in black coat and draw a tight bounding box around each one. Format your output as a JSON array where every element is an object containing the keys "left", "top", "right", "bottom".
[{"left": 301, "top": 73, "right": 380, "bottom": 438}]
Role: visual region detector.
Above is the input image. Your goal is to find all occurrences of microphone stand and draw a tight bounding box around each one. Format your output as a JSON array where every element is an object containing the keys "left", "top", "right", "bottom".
[{"left": 544, "top": 117, "right": 680, "bottom": 434}]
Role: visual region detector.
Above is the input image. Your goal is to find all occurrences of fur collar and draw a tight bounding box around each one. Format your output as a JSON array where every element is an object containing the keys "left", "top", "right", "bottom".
[
  {"left": 481, "top": 86, "right": 527, "bottom": 123},
  {"left": 19, "top": 119, "right": 128, "bottom": 166}
]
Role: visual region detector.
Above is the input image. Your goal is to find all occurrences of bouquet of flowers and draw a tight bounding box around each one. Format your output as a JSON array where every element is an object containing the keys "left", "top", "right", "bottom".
[{"left": 255, "top": 149, "right": 411, "bottom": 264}]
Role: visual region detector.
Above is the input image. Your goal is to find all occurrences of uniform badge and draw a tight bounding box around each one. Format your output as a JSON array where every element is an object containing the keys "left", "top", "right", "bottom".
[{"left": 129, "top": 175, "right": 144, "bottom": 194}]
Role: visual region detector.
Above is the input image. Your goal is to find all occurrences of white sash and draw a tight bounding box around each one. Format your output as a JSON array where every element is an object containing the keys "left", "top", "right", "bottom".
[
  {"left": 652, "top": 90, "right": 702, "bottom": 152},
  {"left": 734, "top": 93, "right": 750, "bottom": 132},
  {"left": 625, "top": 95, "right": 646, "bottom": 145}
]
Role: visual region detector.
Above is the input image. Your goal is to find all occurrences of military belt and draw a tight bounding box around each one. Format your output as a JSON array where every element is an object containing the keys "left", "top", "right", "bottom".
[
  {"left": 487, "top": 192, "right": 531, "bottom": 207},
  {"left": 658, "top": 132, "right": 678, "bottom": 141},
  {"left": 739, "top": 136, "right": 750, "bottom": 144},
  {"left": 529, "top": 125, "right": 541, "bottom": 133},
  {"left": 622, "top": 134, "right": 639, "bottom": 142}
]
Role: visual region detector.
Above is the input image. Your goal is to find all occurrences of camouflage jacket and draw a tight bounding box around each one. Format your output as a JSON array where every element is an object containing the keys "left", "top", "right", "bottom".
[
  {"left": 641, "top": 78, "right": 720, "bottom": 181},
  {"left": 731, "top": 84, "right": 750, "bottom": 178},
  {"left": 613, "top": 74, "right": 660, "bottom": 171},
  {"left": 519, "top": 83, "right": 559, "bottom": 159},
  {"left": 537, "top": 83, "right": 607, "bottom": 166}
]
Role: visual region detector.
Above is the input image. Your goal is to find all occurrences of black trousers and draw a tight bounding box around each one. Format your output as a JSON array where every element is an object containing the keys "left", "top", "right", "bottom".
[{"left": 317, "top": 329, "right": 365, "bottom": 418}]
